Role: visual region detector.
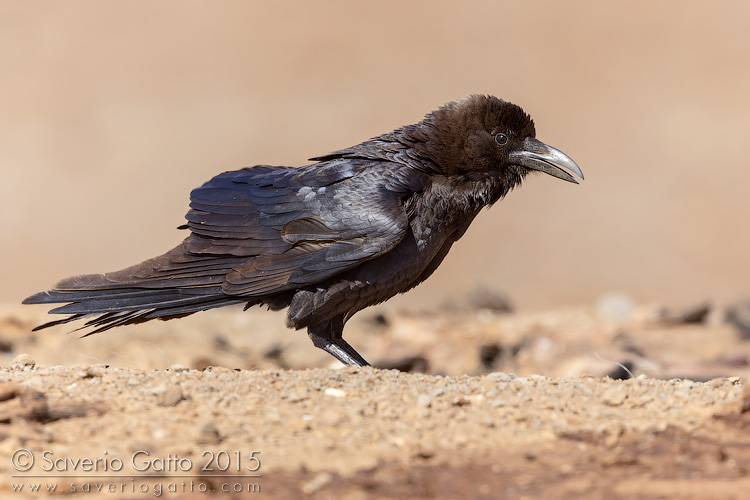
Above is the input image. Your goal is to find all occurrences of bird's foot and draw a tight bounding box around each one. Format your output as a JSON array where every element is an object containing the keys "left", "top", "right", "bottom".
[{"left": 308, "top": 332, "right": 370, "bottom": 367}]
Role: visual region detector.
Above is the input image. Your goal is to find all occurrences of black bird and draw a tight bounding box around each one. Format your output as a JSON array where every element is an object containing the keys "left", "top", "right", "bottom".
[{"left": 23, "top": 95, "right": 583, "bottom": 367}]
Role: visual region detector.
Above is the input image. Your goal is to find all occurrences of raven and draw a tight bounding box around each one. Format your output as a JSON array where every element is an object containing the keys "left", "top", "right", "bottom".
[{"left": 24, "top": 95, "right": 583, "bottom": 367}]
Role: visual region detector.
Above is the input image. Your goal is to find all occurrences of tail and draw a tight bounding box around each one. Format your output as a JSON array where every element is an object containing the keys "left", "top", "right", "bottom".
[{"left": 23, "top": 239, "right": 249, "bottom": 335}]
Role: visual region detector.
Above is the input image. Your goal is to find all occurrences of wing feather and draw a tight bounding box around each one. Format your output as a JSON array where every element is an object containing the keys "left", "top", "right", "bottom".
[{"left": 185, "top": 160, "right": 420, "bottom": 297}]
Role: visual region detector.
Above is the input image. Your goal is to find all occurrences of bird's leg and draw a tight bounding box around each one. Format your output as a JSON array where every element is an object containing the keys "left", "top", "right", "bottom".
[
  {"left": 307, "top": 319, "right": 370, "bottom": 367},
  {"left": 308, "top": 333, "right": 371, "bottom": 367}
]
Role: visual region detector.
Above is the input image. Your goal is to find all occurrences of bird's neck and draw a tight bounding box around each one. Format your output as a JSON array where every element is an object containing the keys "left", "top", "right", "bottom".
[
  {"left": 426, "top": 173, "right": 514, "bottom": 214},
  {"left": 403, "top": 174, "right": 508, "bottom": 245}
]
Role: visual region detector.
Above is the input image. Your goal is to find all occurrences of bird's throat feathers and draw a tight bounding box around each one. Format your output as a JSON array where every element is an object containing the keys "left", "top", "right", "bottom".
[{"left": 427, "top": 169, "right": 524, "bottom": 216}]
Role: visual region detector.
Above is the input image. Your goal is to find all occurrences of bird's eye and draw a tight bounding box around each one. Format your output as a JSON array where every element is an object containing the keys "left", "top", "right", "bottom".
[{"left": 495, "top": 133, "right": 508, "bottom": 145}]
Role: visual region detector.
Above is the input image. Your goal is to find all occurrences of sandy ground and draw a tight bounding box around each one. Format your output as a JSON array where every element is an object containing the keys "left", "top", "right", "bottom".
[{"left": 2, "top": 297, "right": 750, "bottom": 499}]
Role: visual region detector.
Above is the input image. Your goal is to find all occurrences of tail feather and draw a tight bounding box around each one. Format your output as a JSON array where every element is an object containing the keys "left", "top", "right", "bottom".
[
  {"left": 45, "top": 287, "right": 226, "bottom": 315},
  {"left": 23, "top": 238, "right": 253, "bottom": 335},
  {"left": 78, "top": 309, "right": 158, "bottom": 336},
  {"left": 26, "top": 286, "right": 247, "bottom": 335},
  {"left": 30, "top": 313, "right": 94, "bottom": 331}
]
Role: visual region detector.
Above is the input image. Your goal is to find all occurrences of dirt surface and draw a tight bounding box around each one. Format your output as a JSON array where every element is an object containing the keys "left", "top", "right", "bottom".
[{"left": 2, "top": 299, "right": 750, "bottom": 499}]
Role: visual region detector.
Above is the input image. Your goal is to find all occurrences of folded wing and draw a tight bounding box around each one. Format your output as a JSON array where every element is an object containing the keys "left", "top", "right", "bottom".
[{"left": 184, "top": 159, "right": 413, "bottom": 297}]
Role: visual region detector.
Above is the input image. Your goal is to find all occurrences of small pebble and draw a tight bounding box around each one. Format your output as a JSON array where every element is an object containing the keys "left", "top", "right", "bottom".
[
  {"left": 596, "top": 293, "right": 636, "bottom": 320},
  {"left": 486, "top": 372, "right": 516, "bottom": 383},
  {"left": 706, "top": 378, "right": 730, "bottom": 388},
  {"left": 157, "top": 385, "right": 184, "bottom": 407},
  {"left": 416, "top": 394, "right": 433, "bottom": 408},
  {"left": 324, "top": 388, "right": 346, "bottom": 398},
  {"left": 302, "top": 472, "right": 332, "bottom": 495},
  {"left": 197, "top": 423, "right": 222, "bottom": 444},
  {"left": 602, "top": 387, "right": 627, "bottom": 406},
  {"left": 11, "top": 354, "right": 35, "bottom": 370},
  {"left": 452, "top": 396, "right": 471, "bottom": 407}
]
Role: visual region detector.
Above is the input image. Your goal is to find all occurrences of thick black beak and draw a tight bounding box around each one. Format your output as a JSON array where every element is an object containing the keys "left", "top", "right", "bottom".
[{"left": 509, "top": 137, "right": 584, "bottom": 184}]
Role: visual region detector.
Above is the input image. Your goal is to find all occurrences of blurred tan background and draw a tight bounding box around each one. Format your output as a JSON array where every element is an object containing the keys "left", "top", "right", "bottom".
[{"left": 2, "top": 1, "right": 749, "bottom": 311}]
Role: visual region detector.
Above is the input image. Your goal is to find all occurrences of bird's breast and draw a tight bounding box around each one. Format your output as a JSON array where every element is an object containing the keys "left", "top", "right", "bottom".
[{"left": 408, "top": 187, "right": 483, "bottom": 252}]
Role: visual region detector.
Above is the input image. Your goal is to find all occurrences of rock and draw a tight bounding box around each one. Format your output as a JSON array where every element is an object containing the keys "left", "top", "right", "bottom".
[
  {"left": 197, "top": 423, "right": 223, "bottom": 444},
  {"left": 414, "top": 443, "right": 436, "bottom": 459},
  {"left": 479, "top": 343, "right": 502, "bottom": 370},
  {"left": 0, "top": 382, "right": 18, "bottom": 401},
  {"left": 605, "top": 361, "right": 635, "bottom": 380},
  {"left": 11, "top": 354, "right": 35, "bottom": 370},
  {"left": 659, "top": 302, "right": 711, "bottom": 325},
  {"left": 602, "top": 387, "right": 627, "bottom": 406},
  {"left": 740, "top": 383, "right": 750, "bottom": 414},
  {"left": 301, "top": 472, "right": 333, "bottom": 495},
  {"left": 374, "top": 355, "right": 428, "bottom": 373},
  {"left": 452, "top": 395, "right": 471, "bottom": 407},
  {"left": 596, "top": 293, "right": 636, "bottom": 320},
  {"left": 725, "top": 300, "right": 750, "bottom": 340},
  {"left": 0, "top": 385, "right": 107, "bottom": 423},
  {"left": 156, "top": 385, "right": 184, "bottom": 407},
  {"left": 706, "top": 378, "right": 733, "bottom": 388},
  {"left": 324, "top": 388, "right": 347, "bottom": 398},
  {"left": 560, "top": 355, "right": 635, "bottom": 379},
  {"left": 193, "top": 357, "right": 215, "bottom": 371},
  {"left": 486, "top": 372, "right": 516, "bottom": 383},
  {"left": 367, "top": 312, "right": 390, "bottom": 327},
  {"left": 467, "top": 287, "right": 514, "bottom": 313},
  {"left": 77, "top": 365, "right": 106, "bottom": 379},
  {"left": 0, "top": 386, "right": 47, "bottom": 423},
  {"left": 416, "top": 394, "right": 433, "bottom": 408}
]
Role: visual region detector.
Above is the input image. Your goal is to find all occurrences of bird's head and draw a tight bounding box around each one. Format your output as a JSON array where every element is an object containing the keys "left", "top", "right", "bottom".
[{"left": 413, "top": 95, "right": 583, "bottom": 194}]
